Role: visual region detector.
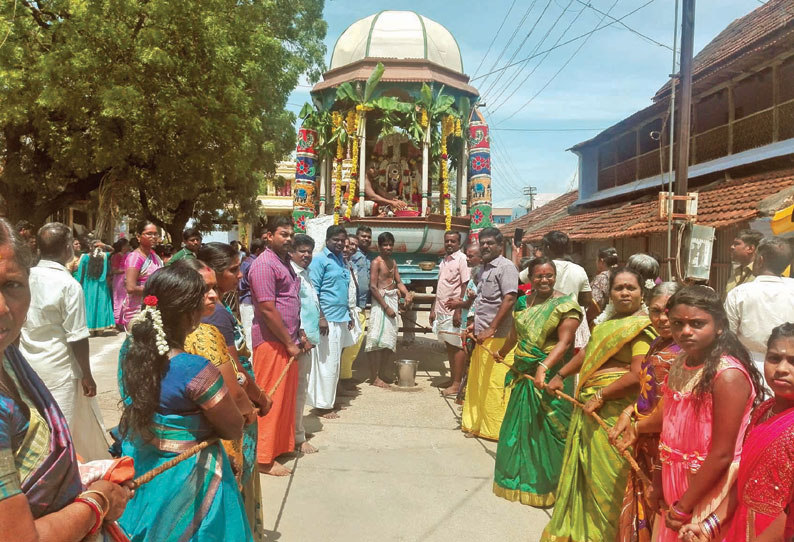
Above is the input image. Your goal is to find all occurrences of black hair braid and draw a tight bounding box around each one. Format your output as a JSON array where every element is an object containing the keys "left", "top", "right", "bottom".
[
  {"left": 119, "top": 311, "right": 170, "bottom": 440},
  {"left": 119, "top": 265, "right": 206, "bottom": 439},
  {"left": 667, "top": 286, "right": 765, "bottom": 406},
  {"left": 87, "top": 247, "right": 105, "bottom": 279}
]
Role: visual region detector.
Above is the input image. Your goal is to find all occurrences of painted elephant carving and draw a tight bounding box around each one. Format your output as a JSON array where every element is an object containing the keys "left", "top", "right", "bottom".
[
  {"left": 471, "top": 183, "right": 486, "bottom": 199},
  {"left": 294, "top": 187, "right": 308, "bottom": 204}
]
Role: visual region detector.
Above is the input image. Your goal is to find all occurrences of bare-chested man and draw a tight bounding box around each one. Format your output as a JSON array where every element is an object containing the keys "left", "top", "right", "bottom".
[{"left": 365, "top": 232, "right": 413, "bottom": 387}]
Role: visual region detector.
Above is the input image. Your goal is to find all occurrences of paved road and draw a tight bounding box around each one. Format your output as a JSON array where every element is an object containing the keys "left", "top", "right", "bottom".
[{"left": 89, "top": 332, "right": 550, "bottom": 541}]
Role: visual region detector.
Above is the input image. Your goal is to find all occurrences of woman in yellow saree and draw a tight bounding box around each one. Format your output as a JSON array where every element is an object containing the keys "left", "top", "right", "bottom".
[{"left": 542, "top": 267, "right": 657, "bottom": 542}]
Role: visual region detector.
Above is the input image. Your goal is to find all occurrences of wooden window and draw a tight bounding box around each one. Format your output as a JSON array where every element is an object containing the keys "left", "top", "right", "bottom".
[
  {"left": 779, "top": 55, "right": 794, "bottom": 104},
  {"left": 695, "top": 89, "right": 728, "bottom": 134},
  {"left": 733, "top": 67, "right": 774, "bottom": 119}
]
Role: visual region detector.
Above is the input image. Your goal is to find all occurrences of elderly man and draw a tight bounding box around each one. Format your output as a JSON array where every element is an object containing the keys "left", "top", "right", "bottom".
[
  {"left": 725, "top": 236, "right": 794, "bottom": 380},
  {"left": 431, "top": 231, "right": 470, "bottom": 397},
  {"left": 19, "top": 222, "right": 109, "bottom": 460},
  {"left": 308, "top": 225, "right": 354, "bottom": 418},
  {"left": 462, "top": 227, "right": 518, "bottom": 440}
]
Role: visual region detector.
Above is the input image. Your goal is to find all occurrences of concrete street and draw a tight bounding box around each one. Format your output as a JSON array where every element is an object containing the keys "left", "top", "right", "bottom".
[{"left": 90, "top": 332, "right": 550, "bottom": 541}]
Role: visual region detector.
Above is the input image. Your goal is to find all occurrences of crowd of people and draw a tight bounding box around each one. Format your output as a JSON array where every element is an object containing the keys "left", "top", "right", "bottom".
[{"left": 2, "top": 213, "right": 794, "bottom": 542}]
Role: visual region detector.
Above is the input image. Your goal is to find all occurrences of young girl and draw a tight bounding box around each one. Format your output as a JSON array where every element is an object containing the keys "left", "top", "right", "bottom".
[
  {"left": 631, "top": 286, "right": 763, "bottom": 542},
  {"left": 679, "top": 322, "right": 794, "bottom": 541}
]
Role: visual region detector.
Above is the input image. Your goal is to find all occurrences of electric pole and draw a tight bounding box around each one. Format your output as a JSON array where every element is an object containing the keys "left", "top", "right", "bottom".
[
  {"left": 523, "top": 186, "right": 537, "bottom": 211},
  {"left": 675, "top": 0, "right": 695, "bottom": 208}
]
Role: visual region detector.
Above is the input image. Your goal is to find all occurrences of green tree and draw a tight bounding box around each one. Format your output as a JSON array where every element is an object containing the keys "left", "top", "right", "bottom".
[{"left": 0, "top": 0, "right": 326, "bottom": 241}]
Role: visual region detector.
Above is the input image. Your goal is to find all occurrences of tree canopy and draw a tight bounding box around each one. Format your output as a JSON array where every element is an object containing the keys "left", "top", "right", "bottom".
[{"left": 0, "top": 0, "right": 326, "bottom": 241}]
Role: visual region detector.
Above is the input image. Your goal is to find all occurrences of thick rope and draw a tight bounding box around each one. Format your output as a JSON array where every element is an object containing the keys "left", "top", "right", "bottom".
[
  {"left": 462, "top": 332, "right": 652, "bottom": 487},
  {"left": 130, "top": 355, "right": 298, "bottom": 489}
]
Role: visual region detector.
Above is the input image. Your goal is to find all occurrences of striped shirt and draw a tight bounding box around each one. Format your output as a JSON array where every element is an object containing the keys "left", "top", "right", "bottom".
[{"left": 249, "top": 248, "right": 300, "bottom": 347}]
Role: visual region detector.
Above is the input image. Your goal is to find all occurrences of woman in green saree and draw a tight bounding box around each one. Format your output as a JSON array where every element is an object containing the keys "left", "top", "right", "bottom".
[
  {"left": 492, "top": 257, "right": 582, "bottom": 508},
  {"left": 542, "top": 267, "right": 657, "bottom": 542}
]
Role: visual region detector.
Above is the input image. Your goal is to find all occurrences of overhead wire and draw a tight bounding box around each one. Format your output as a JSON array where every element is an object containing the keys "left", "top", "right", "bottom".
[
  {"left": 489, "top": 0, "right": 588, "bottom": 115},
  {"left": 481, "top": 0, "right": 555, "bottom": 100},
  {"left": 487, "top": 0, "right": 579, "bottom": 110},
  {"left": 497, "top": 0, "right": 628, "bottom": 124},
  {"left": 471, "top": 0, "right": 518, "bottom": 78},
  {"left": 573, "top": 0, "right": 674, "bottom": 51},
  {"left": 476, "top": 0, "right": 540, "bottom": 90},
  {"left": 471, "top": 0, "right": 659, "bottom": 82}
]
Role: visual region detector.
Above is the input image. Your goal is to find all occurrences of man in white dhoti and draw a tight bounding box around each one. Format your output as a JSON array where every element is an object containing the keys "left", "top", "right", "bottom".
[
  {"left": 290, "top": 234, "right": 321, "bottom": 453},
  {"left": 19, "top": 223, "right": 109, "bottom": 460},
  {"left": 430, "top": 231, "right": 470, "bottom": 397},
  {"left": 366, "top": 232, "right": 413, "bottom": 387},
  {"left": 307, "top": 225, "right": 354, "bottom": 418}
]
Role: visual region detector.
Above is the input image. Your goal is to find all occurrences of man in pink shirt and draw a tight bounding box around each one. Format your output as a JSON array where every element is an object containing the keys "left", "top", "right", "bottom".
[{"left": 430, "top": 231, "right": 470, "bottom": 396}]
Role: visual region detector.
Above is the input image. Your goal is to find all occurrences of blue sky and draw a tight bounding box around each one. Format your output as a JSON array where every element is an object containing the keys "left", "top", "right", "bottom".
[{"left": 287, "top": 0, "right": 765, "bottom": 206}]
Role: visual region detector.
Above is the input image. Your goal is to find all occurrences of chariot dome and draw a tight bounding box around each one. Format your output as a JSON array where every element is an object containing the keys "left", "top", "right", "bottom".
[{"left": 329, "top": 11, "right": 464, "bottom": 73}]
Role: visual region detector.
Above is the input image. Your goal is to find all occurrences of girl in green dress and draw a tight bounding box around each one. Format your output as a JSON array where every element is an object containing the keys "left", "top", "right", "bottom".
[{"left": 493, "top": 257, "right": 583, "bottom": 507}]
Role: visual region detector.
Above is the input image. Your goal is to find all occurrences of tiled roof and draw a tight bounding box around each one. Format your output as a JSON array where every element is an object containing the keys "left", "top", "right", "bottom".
[
  {"left": 655, "top": 0, "right": 794, "bottom": 99},
  {"left": 501, "top": 170, "right": 794, "bottom": 242}
]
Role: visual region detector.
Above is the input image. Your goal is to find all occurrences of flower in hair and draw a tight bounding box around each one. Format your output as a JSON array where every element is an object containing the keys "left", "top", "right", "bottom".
[
  {"left": 143, "top": 295, "right": 159, "bottom": 307},
  {"left": 130, "top": 304, "right": 169, "bottom": 356},
  {"left": 644, "top": 279, "right": 655, "bottom": 290}
]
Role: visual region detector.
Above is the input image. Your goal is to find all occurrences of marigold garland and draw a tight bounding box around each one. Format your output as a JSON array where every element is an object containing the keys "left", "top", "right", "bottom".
[
  {"left": 420, "top": 108, "right": 428, "bottom": 128},
  {"left": 332, "top": 111, "right": 343, "bottom": 225},
  {"left": 345, "top": 109, "right": 360, "bottom": 219},
  {"left": 440, "top": 115, "right": 453, "bottom": 230}
]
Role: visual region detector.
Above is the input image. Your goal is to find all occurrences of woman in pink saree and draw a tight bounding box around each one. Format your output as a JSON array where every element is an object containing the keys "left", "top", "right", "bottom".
[
  {"left": 111, "top": 238, "right": 131, "bottom": 327},
  {"left": 119, "top": 221, "right": 163, "bottom": 328},
  {"left": 680, "top": 322, "right": 794, "bottom": 541}
]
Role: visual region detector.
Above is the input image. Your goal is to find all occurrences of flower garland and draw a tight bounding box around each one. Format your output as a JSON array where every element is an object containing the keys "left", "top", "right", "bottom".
[
  {"left": 332, "top": 111, "right": 343, "bottom": 225},
  {"left": 345, "top": 108, "right": 360, "bottom": 220},
  {"left": 129, "top": 295, "right": 169, "bottom": 355},
  {"left": 440, "top": 115, "right": 453, "bottom": 230}
]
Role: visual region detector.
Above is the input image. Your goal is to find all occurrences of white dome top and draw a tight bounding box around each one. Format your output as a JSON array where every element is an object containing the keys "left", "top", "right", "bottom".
[{"left": 330, "top": 11, "right": 463, "bottom": 73}]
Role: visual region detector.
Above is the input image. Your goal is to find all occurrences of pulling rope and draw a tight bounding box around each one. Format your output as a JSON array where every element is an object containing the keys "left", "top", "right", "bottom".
[
  {"left": 129, "top": 354, "right": 298, "bottom": 490},
  {"left": 446, "top": 330, "right": 651, "bottom": 487}
]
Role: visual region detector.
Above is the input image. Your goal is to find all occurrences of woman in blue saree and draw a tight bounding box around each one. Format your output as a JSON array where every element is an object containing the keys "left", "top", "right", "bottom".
[{"left": 118, "top": 264, "right": 251, "bottom": 542}]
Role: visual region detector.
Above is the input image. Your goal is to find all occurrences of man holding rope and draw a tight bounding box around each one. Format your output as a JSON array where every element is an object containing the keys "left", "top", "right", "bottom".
[
  {"left": 249, "top": 216, "right": 302, "bottom": 477},
  {"left": 461, "top": 227, "right": 518, "bottom": 440}
]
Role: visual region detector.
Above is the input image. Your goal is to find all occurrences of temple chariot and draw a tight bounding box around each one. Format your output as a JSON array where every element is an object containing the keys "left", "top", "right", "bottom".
[{"left": 292, "top": 10, "right": 494, "bottom": 286}]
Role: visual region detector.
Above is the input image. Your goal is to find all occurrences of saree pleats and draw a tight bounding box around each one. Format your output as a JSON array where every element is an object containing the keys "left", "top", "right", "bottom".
[
  {"left": 493, "top": 294, "right": 581, "bottom": 508},
  {"left": 119, "top": 412, "right": 252, "bottom": 542},
  {"left": 540, "top": 371, "right": 634, "bottom": 542}
]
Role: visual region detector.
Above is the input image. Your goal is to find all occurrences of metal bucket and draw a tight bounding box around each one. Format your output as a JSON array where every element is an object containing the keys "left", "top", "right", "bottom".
[{"left": 396, "top": 359, "right": 419, "bottom": 387}]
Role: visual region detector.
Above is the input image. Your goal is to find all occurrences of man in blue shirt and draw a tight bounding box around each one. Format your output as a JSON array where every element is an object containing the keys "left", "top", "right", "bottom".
[
  {"left": 290, "top": 234, "right": 321, "bottom": 453},
  {"left": 307, "top": 225, "right": 354, "bottom": 418}
]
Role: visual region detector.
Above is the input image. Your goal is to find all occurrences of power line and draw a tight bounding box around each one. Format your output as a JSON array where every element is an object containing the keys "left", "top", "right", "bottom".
[
  {"left": 471, "top": 0, "right": 659, "bottom": 82},
  {"left": 489, "top": 0, "right": 588, "bottom": 115},
  {"left": 471, "top": 0, "right": 518, "bottom": 78},
  {"left": 498, "top": 0, "right": 622, "bottom": 124},
  {"left": 491, "top": 127, "right": 604, "bottom": 131},
  {"left": 488, "top": 0, "right": 580, "bottom": 109},
  {"left": 482, "top": 0, "right": 555, "bottom": 99},
  {"left": 476, "top": 1, "right": 540, "bottom": 90},
  {"left": 572, "top": 0, "right": 673, "bottom": 51}
]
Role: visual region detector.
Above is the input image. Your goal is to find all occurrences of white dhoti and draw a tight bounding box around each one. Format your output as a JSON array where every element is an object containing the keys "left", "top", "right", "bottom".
[
  {"left": 433, "top": 313, "right": 463, "bottom": 348},
  {"left": 366, "top": 289, "right": 401, "bottom": 352},
  {"left": 49, "top": 378, "right": 110, "bottom": 461},
  {"left": 307, "top": 321, "right": 353, "bottom": 410},
  {"left": 295, "top": 348, "right": 316, "bottom": 444},
  {"left": 240, "top": 302, "right": 254, "bottom": 354}
]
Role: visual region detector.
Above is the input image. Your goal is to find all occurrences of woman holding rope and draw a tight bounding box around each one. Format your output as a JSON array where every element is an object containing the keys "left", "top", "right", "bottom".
[
  {"left": 492, "top": 257, "right": 582, "bottom": 508},
  {"left": 0, "top": 218, "right": 133, "bottom": 541},
  {"left": 118, "top": 265, "right": 252, "bottom": 541},
  {"left": 541, "top": 267, "right": 657, "bottom": 542},
  {"left": 615, "top": 286, "right": 761, "bottom": 542},
  {"left": 608, "top": 281, "right": 681, "bottom": 542}
]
